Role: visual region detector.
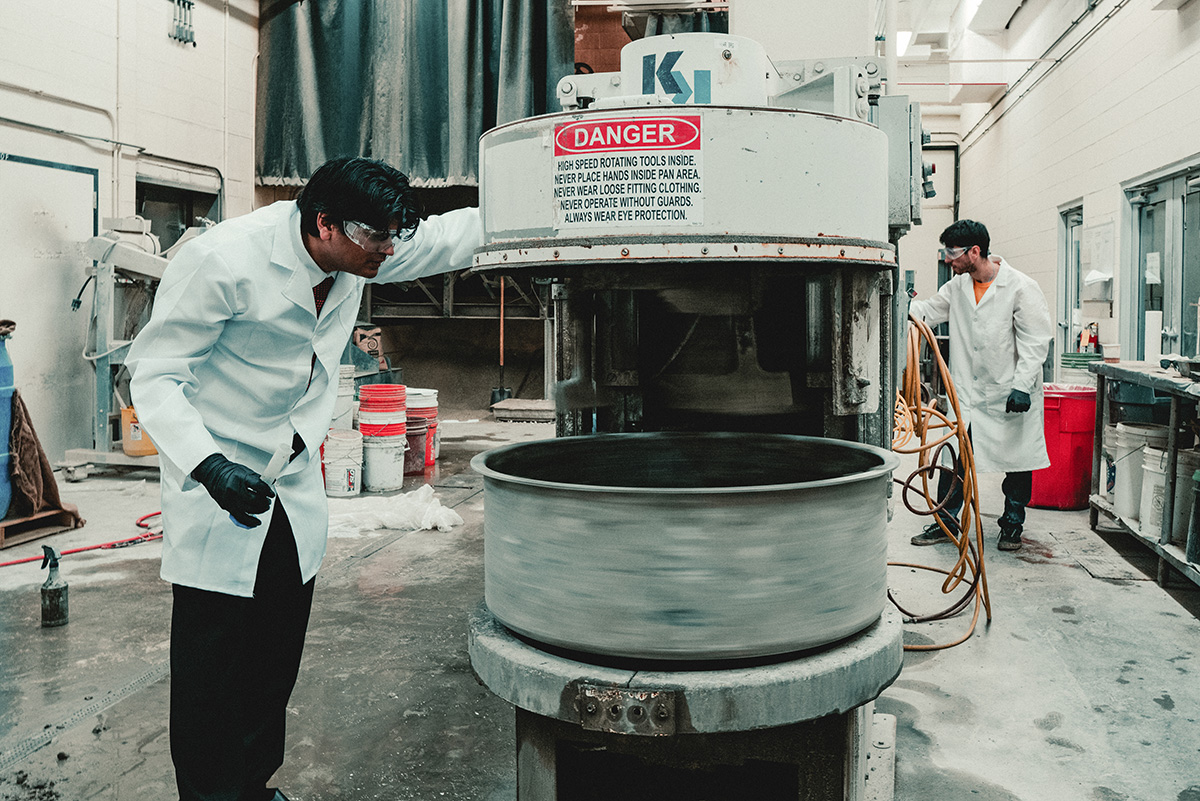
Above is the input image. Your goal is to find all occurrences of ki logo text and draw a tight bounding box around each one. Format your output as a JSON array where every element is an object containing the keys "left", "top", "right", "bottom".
[{"left": 642, "top": 51, "right": 712, "bottom": 104}]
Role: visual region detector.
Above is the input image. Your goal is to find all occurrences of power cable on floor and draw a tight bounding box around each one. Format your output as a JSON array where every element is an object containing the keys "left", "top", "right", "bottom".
[
  {"left": 890, "top": 316, "right": 992, "bottom": 651},
  {"left": 0, "top": 512, "right": 162, "bottom": 568}
]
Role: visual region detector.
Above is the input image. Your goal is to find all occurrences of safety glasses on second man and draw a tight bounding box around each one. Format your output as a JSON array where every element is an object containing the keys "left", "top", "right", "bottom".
[
  {"left": 938, "top": 245, "right": 970, "bottom": 260},
  {"left": 343, "top": 220, "right": 408, "bottom": 253}
]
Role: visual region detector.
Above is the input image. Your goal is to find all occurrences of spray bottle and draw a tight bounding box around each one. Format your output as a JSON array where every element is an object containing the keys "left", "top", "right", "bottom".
[{"left": 40, "top": 545, "right": 68, "bottom": 627}]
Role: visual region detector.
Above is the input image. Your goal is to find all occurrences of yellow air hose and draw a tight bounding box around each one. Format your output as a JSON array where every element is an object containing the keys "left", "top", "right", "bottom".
[{"left": 890, "top": 315, "right": 993, "bottom": 651}]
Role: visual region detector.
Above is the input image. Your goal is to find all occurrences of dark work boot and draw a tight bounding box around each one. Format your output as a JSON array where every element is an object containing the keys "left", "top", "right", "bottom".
[
  {"left": 997, "top": 493, "right": 1027, "bottom": 551},
  {"left": 997, "top": 526, "right": 1023, "bottom": 551},
  {"left": 911, "top": 518, "right": 958, "bottom": 546}
]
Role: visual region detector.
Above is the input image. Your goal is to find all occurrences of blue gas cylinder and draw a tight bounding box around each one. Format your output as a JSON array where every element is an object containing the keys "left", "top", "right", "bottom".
[{"left": 0, "top": 333, "right": 13, "bottom": 519}]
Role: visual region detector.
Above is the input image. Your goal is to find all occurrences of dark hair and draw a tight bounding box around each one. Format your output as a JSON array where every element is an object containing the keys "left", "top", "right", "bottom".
[
  {"left": 940, "top": 219, "right": 989, "bottom": 258},
  {"left": 296, "top": 157, "right": 421, "bottom": 240}
]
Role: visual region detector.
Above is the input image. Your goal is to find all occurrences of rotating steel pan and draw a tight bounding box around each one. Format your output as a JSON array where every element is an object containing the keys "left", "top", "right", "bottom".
[{"left": 472, "top": 432, "right": 900, "bottom": 661}]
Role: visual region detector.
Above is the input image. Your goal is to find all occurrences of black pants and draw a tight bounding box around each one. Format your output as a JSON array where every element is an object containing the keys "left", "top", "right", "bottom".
[
  {"left": 934, "top": 428, "right": 1033, "bottom": 534},
  {"left": 170, "top": 503, "right": 314, "bottom": 801}
]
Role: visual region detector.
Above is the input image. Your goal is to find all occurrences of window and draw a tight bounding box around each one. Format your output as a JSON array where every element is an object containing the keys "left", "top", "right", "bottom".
[
  {"left": 136, "top": 182, "right": 219, "bottom": 251},
  {"left": 1058, "top": 207, "right": 1084, "bottom": 358},
  {"left": 1128, "top": 173, "right": 1200, "bottom": 360}
]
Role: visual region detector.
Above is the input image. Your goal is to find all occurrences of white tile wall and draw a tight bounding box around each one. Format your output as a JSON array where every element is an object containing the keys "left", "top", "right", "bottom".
[{"left": 0, "top": 0, "right": 257, "bottom": 461}]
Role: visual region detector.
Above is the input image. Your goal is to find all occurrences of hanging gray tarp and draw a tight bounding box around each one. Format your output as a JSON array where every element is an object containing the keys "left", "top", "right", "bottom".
[{"left": 257, "top": 0, "right": 574, "bottom": 187}]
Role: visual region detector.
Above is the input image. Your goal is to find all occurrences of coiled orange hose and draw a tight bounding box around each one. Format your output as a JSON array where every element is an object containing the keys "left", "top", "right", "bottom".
[{"left": 890, "top": 316, "right": 992, "bottom": 651}]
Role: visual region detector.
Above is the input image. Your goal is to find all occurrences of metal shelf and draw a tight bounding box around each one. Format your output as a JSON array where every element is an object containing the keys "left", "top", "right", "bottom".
[
  {"left": 1090, "top": 495, "right": 1200, "bottom": 588},
  {"left": 1088, "top": 361, "right": 1200, "bottom": 589}
]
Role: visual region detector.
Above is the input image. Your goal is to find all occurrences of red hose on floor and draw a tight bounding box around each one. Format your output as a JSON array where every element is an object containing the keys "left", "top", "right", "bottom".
[{"left": 0, "top": 512, "right": 162, "bottom": 568}]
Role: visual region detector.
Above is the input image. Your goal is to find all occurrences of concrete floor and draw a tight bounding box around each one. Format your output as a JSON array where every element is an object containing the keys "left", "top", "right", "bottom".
[{"left": 1, "top": 415, "right": 1199, "bottom": 801}]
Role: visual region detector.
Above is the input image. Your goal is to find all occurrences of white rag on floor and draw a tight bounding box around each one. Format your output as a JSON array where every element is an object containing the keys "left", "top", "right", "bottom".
[{"left": 326, "top": 484, "right": 464, "bottom": 537}]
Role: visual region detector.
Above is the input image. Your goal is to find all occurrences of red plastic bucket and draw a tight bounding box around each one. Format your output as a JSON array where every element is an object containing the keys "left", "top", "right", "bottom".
[
  {"left": 358, "top": 384, "right": 407, "bottom": 412},
  {"left": 1030, "top": 384, "right": 1097, "bottom": 510}
]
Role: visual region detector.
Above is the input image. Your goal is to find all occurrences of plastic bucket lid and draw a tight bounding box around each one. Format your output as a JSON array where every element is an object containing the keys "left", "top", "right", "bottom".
[
  {"left": 324, "top": 429, "right": 363, "bottom": 458},
  {"left": 358, "top": 408, "right": 406, "bottom": 423},
  {"left": 360, "top": 384, "right": 406, "bottom": 398},
  {"left": 362, "top": 433, "right": 407, "bottom": 446},
  {"left": 360, "top": 422, "right": 407, "bottom": 437},
  {"left": 1177, "top": 449, "right": 1200, "bottom": 471},
  {"left": 1116, "top": 422, "right": 1168, "bottom": 450}
]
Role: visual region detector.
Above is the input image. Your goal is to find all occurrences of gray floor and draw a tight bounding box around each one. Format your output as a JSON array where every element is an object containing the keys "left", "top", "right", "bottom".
[{"left": 1, "top": 415, "right": 1198, "bottom": 801}]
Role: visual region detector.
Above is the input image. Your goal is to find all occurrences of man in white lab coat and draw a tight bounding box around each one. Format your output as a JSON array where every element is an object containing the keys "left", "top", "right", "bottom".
[
  {"left": 126, "top": 157, "right": 481, "bottom": 801},
  {"left": 907, "top": 219, "right": 1053, "bottom": 552}
]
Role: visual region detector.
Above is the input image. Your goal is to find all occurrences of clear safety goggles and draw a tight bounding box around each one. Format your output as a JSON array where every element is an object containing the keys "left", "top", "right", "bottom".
[
  {"left": 343, "top": 220, "right": 404, "bottom": 253},
  {"left": 938, "top": 245, "right": 970, "bottom": 260}
]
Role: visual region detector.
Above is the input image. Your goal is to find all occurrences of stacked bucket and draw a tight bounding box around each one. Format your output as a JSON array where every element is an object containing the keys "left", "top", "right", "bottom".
[
  {"left": 322, "top": 365, "right": 365, "bottom": 495},
  {"left": 406, "top": 388, "right": 439, "bottom": 466},
  {"left": 322, "top": 379, "right": 441, "bottom": 496},
  {"left": 359, "top": 384, "right": 408, "bottom": 492}
]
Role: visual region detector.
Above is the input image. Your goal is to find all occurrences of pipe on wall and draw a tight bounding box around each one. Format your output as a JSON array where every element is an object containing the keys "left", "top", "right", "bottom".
[{"left": 884, "top": 0, "right": 898, "bottom": 94}]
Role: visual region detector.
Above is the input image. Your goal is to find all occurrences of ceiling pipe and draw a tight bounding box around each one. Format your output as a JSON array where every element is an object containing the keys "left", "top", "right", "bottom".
[{"left": 884, "top": 0, "right": 898, "bottom": 94}]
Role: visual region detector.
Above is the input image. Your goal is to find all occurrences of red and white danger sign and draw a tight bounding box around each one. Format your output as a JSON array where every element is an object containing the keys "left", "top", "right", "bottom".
[
  {"left": 554, "top": 116, "right": 702, "bottom": 156},
  {"left": 552, "top": 115, "right": 704, "bottom": 229}
]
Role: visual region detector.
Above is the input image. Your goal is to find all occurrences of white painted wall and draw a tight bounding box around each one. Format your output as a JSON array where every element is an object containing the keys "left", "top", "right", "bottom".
[
  {"left": 899, "top": 147, "right": 958, "bottom": 302},
  {"left": 730, "top": 0, "right": 875, "bottom": 61},
  {"left": 952, "top": 0, "right": 1200, "bottom": 357},
  {"left": 0, "top": 0, "right": 258, "bottom": 463}
]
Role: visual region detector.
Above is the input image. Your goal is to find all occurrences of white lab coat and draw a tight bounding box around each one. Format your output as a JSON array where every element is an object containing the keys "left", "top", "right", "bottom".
[
  {"left": 908, "top": 256, "right": 1053, "bottom": 474},
  {"left": 126, "top": 201, "right": 481, "bottom": 596}
]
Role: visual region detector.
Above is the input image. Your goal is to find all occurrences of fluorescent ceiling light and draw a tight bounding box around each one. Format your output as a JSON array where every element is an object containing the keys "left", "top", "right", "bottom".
[{"left": 897, "top": 30, "right": 914, "bottom": 58}]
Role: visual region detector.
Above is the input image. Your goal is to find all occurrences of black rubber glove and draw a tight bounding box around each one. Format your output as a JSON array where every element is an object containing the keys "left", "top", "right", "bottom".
[
  {"left": 190, "top": 453, "right": 275, "bottom": 528},
  {"left": 1005, "top": 389, "right": 1032, "bottom": 413}
]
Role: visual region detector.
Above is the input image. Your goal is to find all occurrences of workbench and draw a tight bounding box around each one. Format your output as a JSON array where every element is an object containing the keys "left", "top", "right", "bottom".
[{"left": 1088, "top": 361, "right": 1200, "bottom": 588}]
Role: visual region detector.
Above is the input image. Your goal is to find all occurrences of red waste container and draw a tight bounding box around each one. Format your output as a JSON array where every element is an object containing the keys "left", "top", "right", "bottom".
[{"left": 1030, "top": 383, "right": 1097, "bottom": 510}]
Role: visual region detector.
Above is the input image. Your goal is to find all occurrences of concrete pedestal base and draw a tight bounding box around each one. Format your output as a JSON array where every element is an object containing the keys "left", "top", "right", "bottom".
[
  {"left": 469, "top": 604, "right": 903, "bottom": 800},
  {"left": 515, "top": 704, "right": 897, "bottom": 801}
]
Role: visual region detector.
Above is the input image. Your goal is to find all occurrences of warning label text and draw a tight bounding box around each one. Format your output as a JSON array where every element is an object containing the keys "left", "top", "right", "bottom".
[{"left": 552, "top": 116, "right": 704, "bottom": 228}]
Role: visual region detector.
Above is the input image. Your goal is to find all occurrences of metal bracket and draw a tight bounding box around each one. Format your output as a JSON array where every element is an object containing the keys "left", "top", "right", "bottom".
[{"left": 576, "top": 684, "right": 676, "bottom": 736}]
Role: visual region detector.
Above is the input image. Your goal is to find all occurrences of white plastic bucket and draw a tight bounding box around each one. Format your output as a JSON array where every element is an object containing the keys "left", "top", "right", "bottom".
[
  {"left": 1102, "top": 424, "right": 1118, "bottom": 504},
  {"left": 331, "top": 392, "right": 355, "bottom": 429},
  {"left": 1060, "top": 367, "right": 1096, "bottom": 386},
  {"left": 1115, "top": 423, "right": 1168, "bottom": 523},
  {"left": 1140, "top": 447, "right": 1167, "bottom": 538},
  {"left": 323, "top": 429, "right": 363, "bottom": 497},
  {"left": 1170, "top": 450, "right": 1200, "bottom": 545},
  {"left": 362, "top": 434, "right": 408, "bottom": 492}
]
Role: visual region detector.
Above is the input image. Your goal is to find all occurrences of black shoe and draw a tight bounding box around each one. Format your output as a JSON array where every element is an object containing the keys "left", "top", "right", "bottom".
[
  {"left": 997, "top": 528, "right": 1023, "bottom": 551},
  {"left": 911, "top": 521, "right": 956, "bottom": 546}
]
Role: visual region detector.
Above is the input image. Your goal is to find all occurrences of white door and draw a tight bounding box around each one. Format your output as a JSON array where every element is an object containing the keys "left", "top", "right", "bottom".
[{"left": 0, "top": 155, "right": 98, "bottom": 463}]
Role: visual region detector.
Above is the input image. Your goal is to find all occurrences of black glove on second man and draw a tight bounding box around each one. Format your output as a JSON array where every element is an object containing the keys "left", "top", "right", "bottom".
[
  {"left": 191, "top": 453, "right": 275, "bottom": 528},
  {"left": 1005, "top": 389, "right": 1032, "bottom": 413}
]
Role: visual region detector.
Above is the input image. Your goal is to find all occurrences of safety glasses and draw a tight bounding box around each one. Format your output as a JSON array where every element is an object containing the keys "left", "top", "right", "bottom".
[
  {"left": 938, "top": 245, "right": 970, "bottom": 260},
  {"left": 343, "top": 220, "right": 404, "bottom": 253}
]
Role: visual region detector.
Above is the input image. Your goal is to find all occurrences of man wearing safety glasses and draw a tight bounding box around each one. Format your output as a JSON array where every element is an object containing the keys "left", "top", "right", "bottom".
[
  {"left": 126, "top": 156, "right": 480, "bottom": 801},
  {"left": 907, "top": 219, "right": 1054, "bottom": 553}
]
